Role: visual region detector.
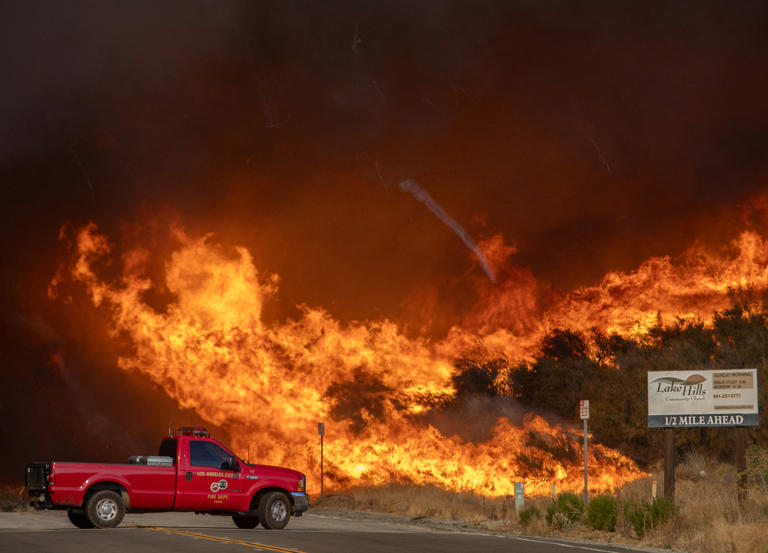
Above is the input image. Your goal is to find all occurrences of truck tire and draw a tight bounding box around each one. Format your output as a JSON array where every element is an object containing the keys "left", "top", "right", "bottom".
[
  {"left": 85, "top": 490, "right": 125, "bottom": 528},
  {"left": 257, "top": 491, "right": 291, "bottom": 529},
  {"left": 232, "top": 515, "right": 260, "bottom": 529},
  {"left": 67, "top": 509, "right": 94, "bottom": 529}
]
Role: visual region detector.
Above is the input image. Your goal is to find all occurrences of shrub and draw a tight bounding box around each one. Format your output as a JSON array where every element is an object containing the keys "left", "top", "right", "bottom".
[
  {"left": 624, "top": 501, "right": 651, "bottom": 538},
  {"left": 518, "top": 506, "right": 540, "bottom": 526},
  {"left": 623, "top": 497, "right": 676, "bottom": 538},
  {"left": 586, "top": 495, "right": 617, "bottom": 531},
  {"left": 549, "top": 511, "right": 574, "bottom": 530},
  {"left": 648, "top": 496, "right": 676, "bottom": 526},
  {"left": 546, "top": 492, "right": 585, "bottom": 528}
]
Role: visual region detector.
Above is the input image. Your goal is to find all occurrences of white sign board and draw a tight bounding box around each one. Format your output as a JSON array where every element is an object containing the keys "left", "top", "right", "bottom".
[
  {"left": 648, "top": 369, "right": 759, "bottom": 428},
  {"left": 580, "top": 400, "right": 589, "bottom": 420}
]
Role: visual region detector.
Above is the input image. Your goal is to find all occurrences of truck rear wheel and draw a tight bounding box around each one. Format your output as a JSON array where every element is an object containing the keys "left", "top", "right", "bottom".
[
  {"left": 85, "top": 490, "right": 125, "bottom": 528},
  {"left": 67, "top": 509, "right": 94, "bottom": 529},
  {"left": 258, "top": 491, "right": 291, "bottom": 529},
  {"left": 232, "top": 515, "right": 260, "bottom": 529}
]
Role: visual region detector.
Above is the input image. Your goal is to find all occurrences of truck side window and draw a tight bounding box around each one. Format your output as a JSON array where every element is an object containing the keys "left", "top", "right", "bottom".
[
  {"left": 189, "top": 441, "right": 234, "bottom": 469},
  {"left": 158, "top": 438, "right": 178, "bottom": 461}
]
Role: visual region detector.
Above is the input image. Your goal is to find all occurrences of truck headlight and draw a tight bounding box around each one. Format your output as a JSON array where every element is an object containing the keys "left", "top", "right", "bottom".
[{"left": 298, "top": 476, "right": 306, "bottom": 492}]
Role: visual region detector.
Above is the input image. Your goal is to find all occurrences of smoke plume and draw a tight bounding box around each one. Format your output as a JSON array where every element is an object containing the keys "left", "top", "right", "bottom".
[{"left": 400, "top": 179, "right": 496, "bottom": 283}]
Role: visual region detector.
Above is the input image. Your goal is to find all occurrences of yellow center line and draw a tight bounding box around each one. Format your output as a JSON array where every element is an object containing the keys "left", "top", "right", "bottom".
[{"left": 124, "top": 523, "right": 306, "bottom": 553}]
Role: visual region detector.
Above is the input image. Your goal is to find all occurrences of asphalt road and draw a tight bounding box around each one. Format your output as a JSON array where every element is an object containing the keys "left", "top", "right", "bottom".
[{"left": 0, "top": 510, "right": 667, "bottom": 553}]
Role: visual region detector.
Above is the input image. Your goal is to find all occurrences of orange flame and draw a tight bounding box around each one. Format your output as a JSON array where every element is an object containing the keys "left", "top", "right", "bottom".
[
  {"left": 62, "top": 222, "right": 768, "bottom": 496},
  {"left": 462, "top": 230, "right": 768, "bottom": 363}
]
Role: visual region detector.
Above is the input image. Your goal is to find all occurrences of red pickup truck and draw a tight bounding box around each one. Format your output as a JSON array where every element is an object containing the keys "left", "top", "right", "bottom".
[{"left": 25, "top": 427, "right": 309, "bottom": 529}]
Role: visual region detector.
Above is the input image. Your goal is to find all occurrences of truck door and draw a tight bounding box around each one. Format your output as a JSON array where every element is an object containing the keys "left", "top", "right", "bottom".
[{"left": 178, "top": 439, "right": 248, "bottom": 511}]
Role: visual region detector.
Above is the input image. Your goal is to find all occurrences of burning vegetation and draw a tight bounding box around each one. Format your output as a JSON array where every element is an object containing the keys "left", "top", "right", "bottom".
[{"left": 46, "top": 218, "right": 768, "bottom": 497}]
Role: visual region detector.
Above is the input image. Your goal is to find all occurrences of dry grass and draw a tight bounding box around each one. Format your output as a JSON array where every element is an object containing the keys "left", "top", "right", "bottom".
[
  {"left": 654, "top": 456, "right": 768, "bottom": 553},
  {"left": 315, "top": 483, "right": 517, "bottom": 523},
  {"left": 0, "top": 485, "right": 29, "bottom": 513},
  {"left": 314, "top": 454, "right": 768, "bottom": 553}
]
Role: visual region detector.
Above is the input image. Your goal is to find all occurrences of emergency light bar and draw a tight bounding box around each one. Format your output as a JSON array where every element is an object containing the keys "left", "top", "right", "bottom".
[{"left": 178, "top": 426, "right": 209, "bottom": 437}]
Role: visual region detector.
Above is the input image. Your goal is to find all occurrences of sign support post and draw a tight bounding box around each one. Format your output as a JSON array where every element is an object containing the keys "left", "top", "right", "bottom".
[
  {"left": 663, "top": 427, "right": 674, "bottom": 501},
  {"left": 318, "top": 422, "right": 325, "bottom": 497},
  {"left": 736, "top": 426, "right": 747, "bottom": 503},
  {"left": 580, "top": 400, "right": 589, "bottom": 505}
]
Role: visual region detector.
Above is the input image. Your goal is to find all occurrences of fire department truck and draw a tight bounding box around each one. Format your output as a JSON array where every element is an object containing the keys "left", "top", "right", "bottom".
[{"left": 25, "top": 427, "right": 309, "bottom": 529}]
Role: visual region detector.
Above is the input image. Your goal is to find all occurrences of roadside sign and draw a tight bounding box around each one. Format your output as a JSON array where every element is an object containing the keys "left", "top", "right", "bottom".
[
  {"left": 318, "top": 423, "right": 325, "bottom": 436},
  {"left": 580, "top": 400, "right": 589, "bottom": 504},
  {"left": 647, "top": 369, "right": 759, "bottom": 428}
]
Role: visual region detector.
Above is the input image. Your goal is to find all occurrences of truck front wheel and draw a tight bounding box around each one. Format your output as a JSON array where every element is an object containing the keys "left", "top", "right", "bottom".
[
  {"left": 67, "top": 509, "right": 94, "bottom": 529},
  {"left": 85, "top": 490, "right": 125, "bottom": 528},
  {"left": 232, "top": 515, "right": 260, "bottom": 529},
  {"left": 258, "top": 491, "right": 291, "bottom": 529}
]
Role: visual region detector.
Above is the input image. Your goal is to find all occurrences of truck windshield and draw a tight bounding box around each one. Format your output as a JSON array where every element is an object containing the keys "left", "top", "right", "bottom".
[{"left": 189, "top": 440, "right": 235, "bottom": 469}]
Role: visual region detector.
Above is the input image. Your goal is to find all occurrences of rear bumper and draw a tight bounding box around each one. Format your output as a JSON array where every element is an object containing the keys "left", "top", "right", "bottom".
[
  {"left": 28, "top": 492, "right": 53, "bottom": 510},
  {"left": 290, "top": 492, "right": 310, "bottom": 515}
]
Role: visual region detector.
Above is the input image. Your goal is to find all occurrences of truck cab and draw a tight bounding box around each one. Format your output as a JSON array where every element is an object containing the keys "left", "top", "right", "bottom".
[{"left": 25, "top": 427, "right": 309, "bottom": 529}]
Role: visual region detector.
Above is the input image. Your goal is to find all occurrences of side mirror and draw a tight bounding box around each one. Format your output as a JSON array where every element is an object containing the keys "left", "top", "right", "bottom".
[{"left": 222, "top": 457, "right": 240, "bottom": 472}]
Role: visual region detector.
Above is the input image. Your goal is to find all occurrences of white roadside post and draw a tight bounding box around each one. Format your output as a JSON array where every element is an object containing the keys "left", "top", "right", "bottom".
[
  {"left": 514, "top": 482, "right": 525, "bottom": 515},
  {"left": 580, "top": 400, "right": 589, "bottom": 505}
]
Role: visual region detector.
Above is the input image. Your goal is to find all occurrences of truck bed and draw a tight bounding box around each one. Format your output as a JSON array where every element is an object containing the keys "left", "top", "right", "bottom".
[{"left": 29, "top": 461, "right": 177, "bottom": 510}]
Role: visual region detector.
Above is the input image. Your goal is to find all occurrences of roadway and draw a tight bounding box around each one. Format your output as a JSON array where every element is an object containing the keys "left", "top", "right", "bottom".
[{"left": 0, "top": 509, "right": 673, "bottom": 553}]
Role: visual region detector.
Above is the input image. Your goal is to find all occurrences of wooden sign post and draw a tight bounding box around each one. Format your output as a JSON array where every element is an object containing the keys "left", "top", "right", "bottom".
[{"left": 663, "top": 427, "right": 674, "bottom": 501}]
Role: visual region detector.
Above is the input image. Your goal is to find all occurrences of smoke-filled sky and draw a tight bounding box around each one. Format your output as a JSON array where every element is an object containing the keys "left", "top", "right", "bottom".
[{"left": 2, "top": 1, "right": 768, "bottom": 480}]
